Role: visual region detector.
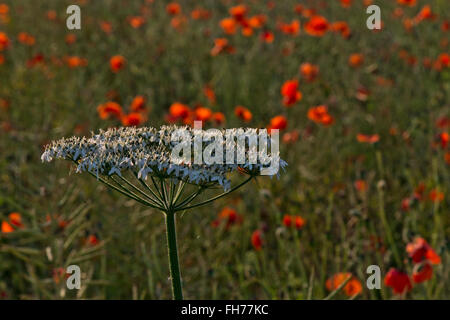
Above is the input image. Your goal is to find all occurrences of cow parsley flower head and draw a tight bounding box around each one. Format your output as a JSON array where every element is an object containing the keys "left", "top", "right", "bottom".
[{"left": 41, "top": 125, "right": 287, "bottom": 191}]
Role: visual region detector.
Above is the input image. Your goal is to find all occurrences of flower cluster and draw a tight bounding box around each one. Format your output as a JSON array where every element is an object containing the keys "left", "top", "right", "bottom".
[
  {"left": 41, "top": 125, "right": 287, "bottom": 191},
  {"left": 1, "top": 212, "right": 24, "bottom": 233},
  {"left": 384, "top": 237, "right": 441, "bottom": 295}
]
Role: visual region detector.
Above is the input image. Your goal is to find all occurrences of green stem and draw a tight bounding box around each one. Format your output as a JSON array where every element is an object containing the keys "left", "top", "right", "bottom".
[
  {"left": 169, "top": 180, "right": 177, "bottom": 206},
  {"left": 160, "top": 178, "right": 168, "bottom": 209},
  {"left": 132, "top": 172, "right": 165, "bottom": 207},
  {"left": 376, "top": 151, "right": 402, "bottom": 267},
  {"left": 174, "top": 186, "right": 204, "bottom": 209},
  {"left": 151, "top": 176, "right": 164, "bottom": 200},
  {"left": 377, "top": 185, "right": 402, "bottom": 267},
  {"left": 88, "top": 172, "right": 161, "bottom": 210},
  {"left": 116, "top": 174, "right": 162, "bottom": 207},
  {"left": 175, "top": 176, "right": 253, "bottom": 212},
  {"left": 172, "top": 180, "right": 187, "bottom": 206},
  {"left": 165, "top": 210, "right": 183, "bottom": 300}
]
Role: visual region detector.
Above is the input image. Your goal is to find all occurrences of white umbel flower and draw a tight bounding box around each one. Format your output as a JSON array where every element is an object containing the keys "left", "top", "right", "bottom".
[{"left": 41, "top": 125, "right": 287, "bottom": 190}]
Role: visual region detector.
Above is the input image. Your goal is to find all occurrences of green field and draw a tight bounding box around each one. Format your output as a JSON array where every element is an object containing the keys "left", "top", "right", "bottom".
[{"left": 0, "top": 0, "right": 448, "bottom": 299}]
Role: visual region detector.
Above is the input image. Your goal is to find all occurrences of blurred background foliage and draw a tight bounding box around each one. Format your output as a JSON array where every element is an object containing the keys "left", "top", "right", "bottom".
[{"left": 0, "top": 0, "right": 448, "bottom": 299}]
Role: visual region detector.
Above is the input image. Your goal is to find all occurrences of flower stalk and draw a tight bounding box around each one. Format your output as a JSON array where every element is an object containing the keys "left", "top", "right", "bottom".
[{"left": 165, "top": 209, "right": 183, "bottom": 300}]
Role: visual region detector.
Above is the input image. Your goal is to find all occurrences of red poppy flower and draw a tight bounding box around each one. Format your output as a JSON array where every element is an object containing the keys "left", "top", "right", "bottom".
[
  {"left": 282, "top": 130, "right": 300, "bottom": 144},
  {"left": 218, "top": 207, "right": 241, "bottom": 224},
  {"left": 26, "top": 53, "right": 45, "bottom": 68},
  {"left": 1, "top": 212, "right": 24, "bottom": 233},
  {"left": 397, "top": 0, "right": 416, "bottom": 6},
  {"left": 282, "top": 214, "right": 292, "bottom": 227},
  {"left": 300, "top": 63, "right": 319, "bottom": 82},
  {"left": 121, "top": 112, "right": 145, "bottom": 127},
  {"left": 326, "top": 273, "right": 351, "bottom": 291},
  {"left": 344, "top": 278, "right": 363, "bottom": 296},
  {"left": 260, "top": 31, "right": 274, "bottom": 43},
  {"left": 331, "top": 21, "right": 351, "bottom": 38},
  {"left": 1, "top": 221, "right": 14, "bottom": 233},
  {"left": 211, "top": 38, "right": 235, "bottom": 56},
  {"left": 281, "top": 80, "right": 302, "bottom": 107},
  {"left": 100, "top": 21, "right": 113, "bottom": 34},
  {"left": 17, "top": 32, "right": 35, "bottom": 46},
  {"left": 97, "top": 101, "right": 123, "bottom": 120},
  {"left": 46, "top": 214, "right": 69, "bottom": 229},
  {"left": 438, "top": 53, "right": 450, "bottom": 66},
  {"left": 304, "top": 16, "right": 329, "bottom": 37},
  {"left": 413, "top": 183, "right": 426, "bottom": 201},
  {"left": 354, "top": 180, "right": 368, "bottom": 192},
  {"left": 248, "top": 15, "right": 266, "bottom": 29},
  {"left": 0, "top": 3, "right": 9, "bottom": 15},
  {"left": 235, "top": 106, "right": 252, "bottom": 122},
  {"left": 169, "top": 102, "right": 190, "bottom": 120},
  {"left": 229, "top": 5, "right": 248, "bottom": 22},
  {"left": 428, "top": 189, "right": 444, "bottom": 203},
  {"left": 212, "top": 207, "right": 243, "bottom": 229},
  {"left": 191, "top": 8, "right": 211, "bottom": 20},
  {"left": 279, "top": 20, "right": 301, "bottom": 36},
  {"left": 349, "top": 53, "right": 364, "bottom": 67},
  {"left": 202, "top": 111, "right": 220, "bottom": 125},
  {"left": 415, "top": 5, "right": 436, "bottom": 23},
  {"left": 326, "top": 273, "right": 362, "bottom": 297},
  {"left": 8, "top": 213, "right": 23, "bottom": 228},
  {"left": 384, "top": 268, "right": 412, "bottom": 294},
  {"left": 436, "top": 117, "right": 450, "bottom": 129},
  {"left": 412, "top": 262, "right": 433, "bottom": 283},
  {"left": 166, "top": 3, "right": 181, "bottom": 16},
  {"left": 356, "top": 134, "right": 379, "bottom": 144},
  {"left": 294, "top": 216, "right": 306, "bottom": 230},
  {"left": 110, "top": 55, "right": 126, "bottom": 72},
  {"left": 86, "top": 234, "right": 100, "bottom": 246},
  {"left": 65, "top": 34, "right": 76, "bottom": 44},
  {"left": 170, "top": 16, "right": 186, "bottom": 31},
  {"left": 406, "top": 237, "right": 441, "bottom": 265},
  {"left": 220, "top": 18, "right": 238, "bottom": 34},
  {"left": 130, "top": 96, "right": 146, "bottom": 113},
  {"left": 203, "top": 85, "right": 216, "bottom": 104},
  {"left": 293, "top": 4, "right": 304, "bottom": 15},
  {"left": 401, "top": 198, "right": 411, "bottom": 212},
  {"left": 52, "top": 267, "right": 70, "bottom": 284},
  {"left": 0, "top": 31, "right": 10, "bottom": 50},
  {"left": 340, "top": 0, "right": 353, "bottom": 8},
  {"left": 282, "top": 214, "right": 306, "bottom": 230},
  {"left": 269, "top": 115, "right": 288, "bottom": 131},
  {"left": 46, "top": 10, "right": 57, "bottom": 21},
  {"left": 251, "top": 230, "right": 263, "bottom": 251},
  {"left": 307, "top": 105, "right": 334, "bottom": 126},
  {"left": 65, "top": 56, "right": 88, "bottom": 68},
  {"left": 442, "top": 21, "right": 450, "bottom": 32},
  {"left": 128, "top": 16, "right": 145, "bottom": 28},
  {"left": 195, "top": 106, "right": 212, "bottom": 122},
  {"left": 437, "top": 132, "right": 449, "bottom": 149},
  {"left": 445, "top": 152, "right": 450, "bottom": 164}
]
